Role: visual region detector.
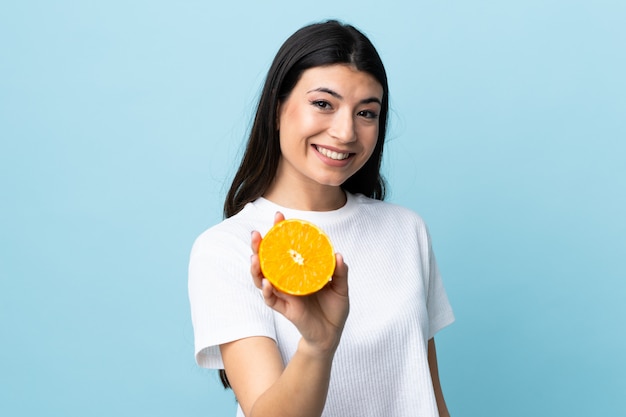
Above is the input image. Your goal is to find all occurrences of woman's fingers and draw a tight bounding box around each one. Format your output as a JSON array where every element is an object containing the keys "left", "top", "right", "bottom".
[
  {"left": 274, "top": 211, "right": 285, "bottom": 225},
  {"left": 250, "top": 231, "right": 263, "bottom": 288},
  {"left": 261, "top": 278, "right": 289, "bottom": 314},
  {"left": 261, "top": 279, "right": 275, "bottom": 304},
  {"left": 251, "top": 230, "right": 262, "bottom": 254},
  {"left": 329, "top": 253, "right": 349, "bottom": 296}
]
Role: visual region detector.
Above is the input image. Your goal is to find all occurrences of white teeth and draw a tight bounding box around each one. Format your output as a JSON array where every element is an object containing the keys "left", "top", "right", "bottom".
[{"left": 316, "top": 145, "right": 350, "bottom": 160}]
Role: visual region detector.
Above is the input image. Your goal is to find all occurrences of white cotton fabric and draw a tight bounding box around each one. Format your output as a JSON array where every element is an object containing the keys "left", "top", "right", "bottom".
[{"left": 188, "top": 193, "right": 455, "bottom": 417}]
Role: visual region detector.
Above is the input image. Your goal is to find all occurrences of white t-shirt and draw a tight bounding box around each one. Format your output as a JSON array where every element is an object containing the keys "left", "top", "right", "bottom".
[{"left": 188, "top": 193, "right": 455, "bottom": 416}]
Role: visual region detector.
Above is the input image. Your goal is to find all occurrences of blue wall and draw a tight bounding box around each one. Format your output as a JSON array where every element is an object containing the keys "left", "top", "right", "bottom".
[{"left": 1, "top": 1, "right": 624, "bottom": 416}]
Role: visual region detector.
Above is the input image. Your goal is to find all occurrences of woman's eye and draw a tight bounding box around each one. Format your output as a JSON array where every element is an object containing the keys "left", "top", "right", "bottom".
[
  {"left": 358, "top": 110, "right": 379, "bottom": 119},
  {"left": 312, "top": 100, "right": 332, "bottom": 110}
]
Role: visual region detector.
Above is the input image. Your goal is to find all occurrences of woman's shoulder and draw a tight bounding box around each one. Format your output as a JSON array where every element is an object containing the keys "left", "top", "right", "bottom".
[
  {"left": 190, "top": 202, "right": 266, "bottom": 257},
  {"left": 351, "top": 193, "right": 428, "bottom": 228}
]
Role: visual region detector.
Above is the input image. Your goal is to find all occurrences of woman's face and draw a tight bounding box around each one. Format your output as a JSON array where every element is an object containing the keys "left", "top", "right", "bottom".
[{"left": 275, "top": 64, "right": 383, "bottom": 192}]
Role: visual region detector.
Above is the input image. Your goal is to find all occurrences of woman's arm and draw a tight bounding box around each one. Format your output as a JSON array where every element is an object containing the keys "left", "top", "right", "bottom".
[
  {"left": 221, "top": 335, "right": 336, "bottom": 417},
  {"left": 428, "top": 338, "right": 450, "bottom": 417},
  {"left": 221, "top": 212, "right": 350, "bottom": 417}
]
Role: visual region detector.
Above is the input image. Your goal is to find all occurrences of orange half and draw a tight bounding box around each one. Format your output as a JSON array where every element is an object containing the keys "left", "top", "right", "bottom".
[{"left": 259, "top": 219, "right": 335, "bottom": 296}]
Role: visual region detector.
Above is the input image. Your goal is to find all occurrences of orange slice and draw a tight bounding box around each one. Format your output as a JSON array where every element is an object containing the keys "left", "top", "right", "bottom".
[{"left": 259, "top": 219, "right": 335, "bottom": 296}]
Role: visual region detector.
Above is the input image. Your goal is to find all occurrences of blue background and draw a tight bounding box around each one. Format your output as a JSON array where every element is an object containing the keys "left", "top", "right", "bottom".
[{"left": 1, "top": 1, "right": 624, "bottom": 416}]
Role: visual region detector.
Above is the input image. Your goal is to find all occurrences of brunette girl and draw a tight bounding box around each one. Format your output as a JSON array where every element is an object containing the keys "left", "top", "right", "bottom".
[{"left": 189, "top": 20, "right": 454, "bottom": 417}]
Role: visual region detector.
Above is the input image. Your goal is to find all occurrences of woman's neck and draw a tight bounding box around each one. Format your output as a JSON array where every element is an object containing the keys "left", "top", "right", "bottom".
[{"left": 263, "top": 182, "right": 347, "bottom": 212}]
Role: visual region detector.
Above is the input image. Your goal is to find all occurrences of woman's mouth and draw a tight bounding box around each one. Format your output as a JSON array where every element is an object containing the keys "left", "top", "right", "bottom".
[{"left": 315, "top": 145, "right": 351, "bottom": 161}]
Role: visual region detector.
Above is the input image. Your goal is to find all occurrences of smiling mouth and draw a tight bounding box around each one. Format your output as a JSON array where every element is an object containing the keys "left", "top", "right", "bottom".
[{"left": 315, "top": 145, "right": 351, "bottom": 161}]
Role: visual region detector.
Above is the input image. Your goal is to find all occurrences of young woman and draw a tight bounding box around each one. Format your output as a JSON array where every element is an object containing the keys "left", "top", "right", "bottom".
[{"left": 189, "top": 20, "right": 455, "bottom": 417}]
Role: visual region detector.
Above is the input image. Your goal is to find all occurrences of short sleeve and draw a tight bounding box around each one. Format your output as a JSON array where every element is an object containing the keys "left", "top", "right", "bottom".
[
  {"left": 188, "top": 227, "right": 276, "bottom": 369},
  {"left": 424, "top": 229, "right": 455, "bottom": 340}
]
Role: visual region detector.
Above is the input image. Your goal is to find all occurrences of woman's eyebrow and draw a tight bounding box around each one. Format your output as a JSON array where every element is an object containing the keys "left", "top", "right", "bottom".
[{"left": 307, "top": 87, "right": 382, "bottom": 105}]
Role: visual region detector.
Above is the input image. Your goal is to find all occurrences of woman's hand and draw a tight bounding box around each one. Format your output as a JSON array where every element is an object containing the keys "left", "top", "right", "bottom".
[
  {"left": 222, "top": 212, "right": 349, "bottom": 416},
  {"left": 250, "top": 212, "right": 350, "bottom": 356}
]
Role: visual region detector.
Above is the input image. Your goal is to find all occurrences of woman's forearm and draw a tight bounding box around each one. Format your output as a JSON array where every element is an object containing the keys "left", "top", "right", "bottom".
[
  {"left": 249, "top": 339, "right": 336, "bottom": 417},
  {"left": 428, "top": 338, "right": 450, "bottom": 417}
]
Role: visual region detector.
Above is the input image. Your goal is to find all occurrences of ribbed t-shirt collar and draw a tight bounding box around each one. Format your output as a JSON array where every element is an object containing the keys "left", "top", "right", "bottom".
[{"left": 250, "top": 192, "right": 360, "bottom": 226}]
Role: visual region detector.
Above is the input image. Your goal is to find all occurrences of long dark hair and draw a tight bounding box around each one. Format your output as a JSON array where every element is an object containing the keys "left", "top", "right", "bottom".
[{"left": 219, "top": 20, "right": 389, "bottom": 389}]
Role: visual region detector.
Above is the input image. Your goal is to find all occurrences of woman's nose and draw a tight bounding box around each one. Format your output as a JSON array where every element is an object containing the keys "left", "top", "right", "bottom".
[{"left": 329, "top": 111, "right": 356, "bottom": 143}]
